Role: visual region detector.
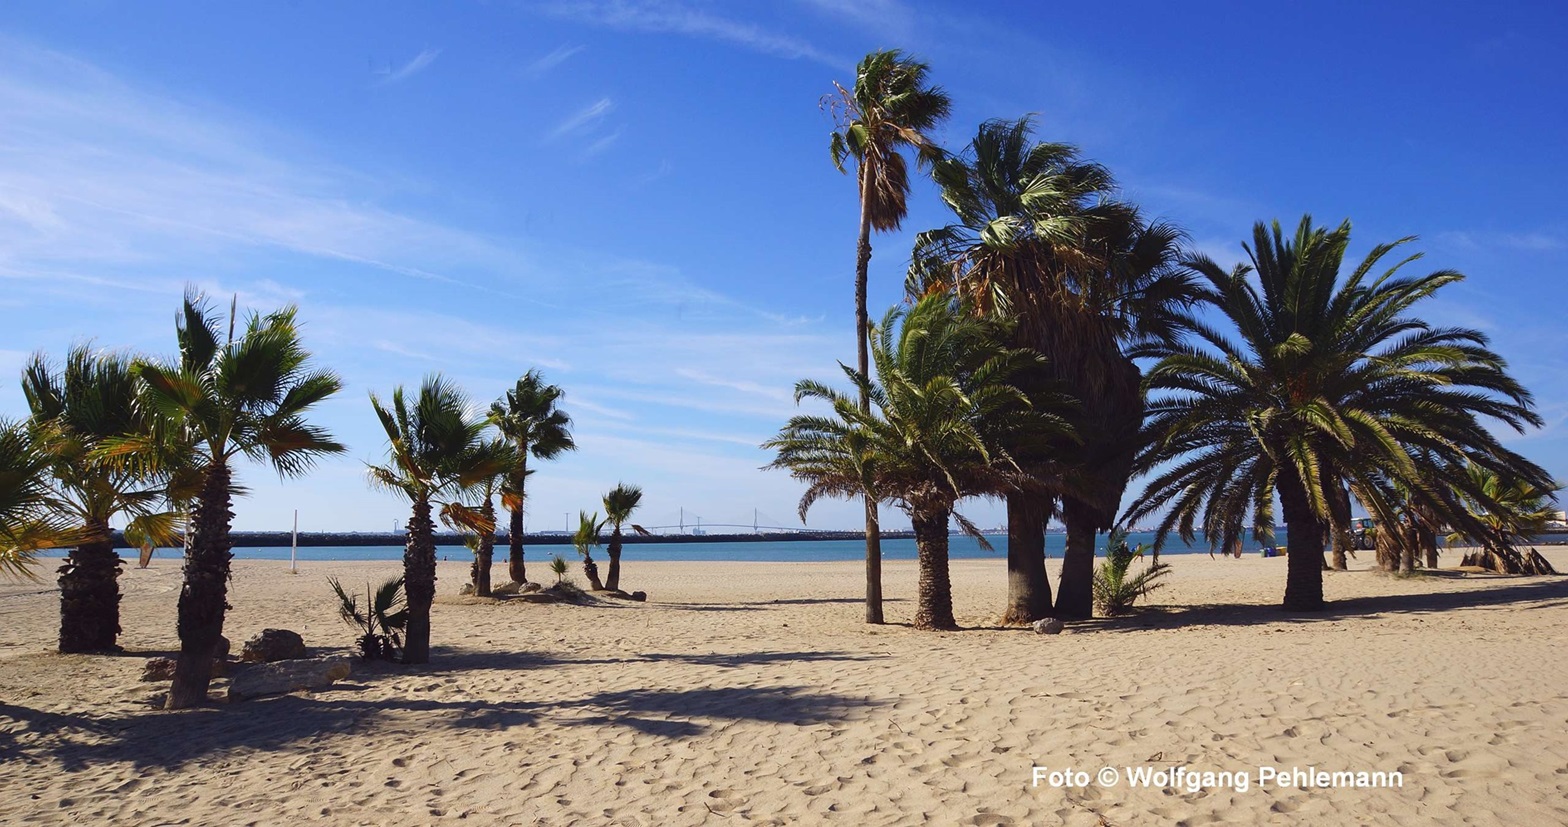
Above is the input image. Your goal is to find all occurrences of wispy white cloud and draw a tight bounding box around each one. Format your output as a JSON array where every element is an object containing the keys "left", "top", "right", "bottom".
[
  {"left": 547, "top": 97, "right": 614, "bottom": 141},
  {"left": 0, "top": 34, "right": 875, "bottom": 531},
  {"left": 793, "top": 0, "right": 916, "bottom": 43},
  {"left": 376, "top": 47, "right": 441, "bottom": 85},
  {"left": 634, "top": 158, "right": 674, "bottom": 186},
  {"left": 580, "top": 126, "right": 624, "bottom": 158},
  {"left": 525, "top": 43, "right": 586, "bottom": 78},
  {"left": 533, "top": 0, "right": 844, "bottom": 67}
]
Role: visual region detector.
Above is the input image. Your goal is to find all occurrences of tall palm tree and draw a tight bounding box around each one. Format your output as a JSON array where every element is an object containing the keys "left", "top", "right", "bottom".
[
  {"left": 601, "top": 482, "right": 648, "bottom": 592},
  {"left": 0, "top": 420, "right": 79, "bottom": 578},
  {"left": 127, "top": 292, "right": 344, "bottom": 708},
  {"left": 826, "top": 49, "right": 951, "bottom": 624},
  {"left": 766, "top": 296, "right": 1071, "bottom": 630},
  {"left": 23, "top": 347, "right": 186, "bottom": 653},
  {"left": 1125, "top": 217, "right": 1547, "bottom": 610},
  {"left": 908, "top": 117, "right": 1193, "bottom": 621},
  {"left": 369, "top": 376, "right": 508, "bottom": 663},
  {"left": 489, "top": 371, "right": 575, "bottom": 584}
]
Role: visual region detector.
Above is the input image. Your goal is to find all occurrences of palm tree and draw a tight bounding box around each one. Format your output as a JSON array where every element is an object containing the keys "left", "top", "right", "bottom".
[
  {"left": 1125, "top": 217, "right": 1548, "bottom": 610},
  {"left": 127, "top": 292, "right": 344, "bottom": 708},
  {"left": 766, "top": 296, "right": 1070, "bottom": 630},
  {"left": 459, "top": 439, "right": 515, "bottom": 598},
  {"left": 826, "top": 49, "right": 952, "bottom": 624},
  {"left": 23, "top": 347, "right": 185, "bottom": 653},
  {"left": 601, "top": 482, "right": 649, "bottom": 592},
  {"left": 572, "top": 510, "right": 606, "bottom": 591},
  {"left": 1447, "top": 462, "right": 1561, "bottom": 574},
  {"left": 369, "top": 376, "right": 508, "bottom": 664},
  {"left": 907, "top": 117, "right": 1193, "bottom": 621},
  {"left": 0, "top": 420, "right": 79, "bottom": 578},
  {"left": 489, "top": 371, "right": 576, "bottom": 584}
]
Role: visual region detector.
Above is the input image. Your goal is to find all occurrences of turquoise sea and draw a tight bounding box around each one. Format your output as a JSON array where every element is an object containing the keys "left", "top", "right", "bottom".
[{"left": 44, "top": 531, "right": 1288, "bottom": 563}]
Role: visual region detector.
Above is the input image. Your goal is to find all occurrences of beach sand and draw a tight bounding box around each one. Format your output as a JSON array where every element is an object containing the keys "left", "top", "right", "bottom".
[{"left": 2, "top": 550, "right": 1566, "bottom": 825}]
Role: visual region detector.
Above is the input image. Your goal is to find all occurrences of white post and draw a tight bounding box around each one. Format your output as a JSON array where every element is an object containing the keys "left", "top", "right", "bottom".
[{"left": 290, "top": 509, "right": 298, "bottom": 574}]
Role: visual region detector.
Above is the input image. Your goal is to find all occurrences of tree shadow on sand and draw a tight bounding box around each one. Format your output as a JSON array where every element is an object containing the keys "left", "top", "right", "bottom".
[
  {"left": 1, "top": 651, "right": 885, "bottom": 771},
  {"left": 1080, "top": 576, "right": 1568, "bottom": 633}
]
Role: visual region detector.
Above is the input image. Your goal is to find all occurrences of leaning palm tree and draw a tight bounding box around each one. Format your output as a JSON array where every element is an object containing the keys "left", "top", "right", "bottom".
[
  {"left": 369, "top": 376, "right": 508, "bottom": 664},
  {"left": 826, "top": 49, "right": 952, "bottom": 624},
  {"left": 572, "top": 510, "right": 606, "bottom": 591},
  {"left": 124, "top": 292, "right": 344, "bottom": 708},
  {"left": 908, "top": 116, "right": 1193, "bottom": 621},
  {"left": 601, "top": 482, "right": 649, "bottom": 592},
  {"left": 0, "top": 420, "right": 79, "bottom": 578},
  {"left": 23, "top": 347, "right": 186, "bottom": 653},
  {"left": 458, "top": 439, "right": 516, "bottom": 598},
  {"left": 489, "top": 371, "right": 576, "bottom": 584},
  {"left": 766, "top": 296, "right": 1071, "bottom": 630},
  {"left": 1125, "top": 217, "right": 1548, "bottom": 610}
]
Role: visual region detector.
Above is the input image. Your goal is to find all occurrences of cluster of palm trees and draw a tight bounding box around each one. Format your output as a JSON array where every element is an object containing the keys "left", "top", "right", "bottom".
[
  {"left": 1, "top": 292, "right": 346, "bottom": 708},
  {"left": 773, "top": 49, "right": 1556, "bottom": 629},
  {"left": 367, "top": 371, "right": 581, "bottom": 663}
]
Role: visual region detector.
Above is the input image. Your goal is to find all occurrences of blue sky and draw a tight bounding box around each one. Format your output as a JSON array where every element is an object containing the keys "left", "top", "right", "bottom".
[{"left": 1, "top": 1, "right": 1564, "bottom": 533}]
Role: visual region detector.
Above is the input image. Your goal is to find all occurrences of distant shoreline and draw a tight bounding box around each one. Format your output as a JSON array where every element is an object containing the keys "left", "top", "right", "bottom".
[
  {"left": 103, "top": 529, "right": 920, "bottom": 548},
  {"left": 94, "top": 527, "right": 1568, "bottom": 549}
]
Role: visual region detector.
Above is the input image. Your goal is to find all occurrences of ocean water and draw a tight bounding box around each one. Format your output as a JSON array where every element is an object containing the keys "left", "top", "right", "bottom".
[{"left": 50, "top": 531, "right": 1287, "bottom": 563}]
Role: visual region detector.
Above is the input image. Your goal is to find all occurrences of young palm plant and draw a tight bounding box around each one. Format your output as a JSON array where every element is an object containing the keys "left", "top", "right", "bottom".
[
  {"left": 826, "top": 49, "right": 952, "bottom": 625},
  {"left": 907, "top": 116, "right": 1194, "bottom": 621},
  {"left": 766, "top": 295, "right": 1072, "bottom": 630},
  {"left": 572, "top": 510, "right": 606, "bottom": 591},
  {"left": 490, "top": 371, "right": 576, "bottom": 584},
  {"left": 328, "top": 576, "right": 408, "bottom": 661},
  {"left": 1126, "top": 217, "right": 1549, "bottom": 610},
  {"left": 23, "top": 347, "right": 186, "bottom": 653},
  {"left": 122, "top": 292, "right": 344, "bottom": 708},
  {"left": 1092, "top": 528, "right": 1171, "bottom": 616},
  {"left": 601, "top": 483, "right": 649, "bottom": 592},
  {"left": 369, "top": 376, "right": 509, "bottom": 664}
]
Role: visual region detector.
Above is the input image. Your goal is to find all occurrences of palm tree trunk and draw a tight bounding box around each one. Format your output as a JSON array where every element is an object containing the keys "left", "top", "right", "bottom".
[
  {"left": 167, "top": 462, "right": 233, "bottom": 709},
  {"left": 1000, "top": 491, "right": 1053, "bottom": 624},
  {"left": 1398, "top": 521, "right": 1416, "bottom": 574},
  {"left": 403, "top": 496, "right": 436, "bottom": 664},
  {"left": 506, "top": 506, "right": 526, "bottom": 583},
  {"left": 863, "top": 499, "right": 883, "bottom": 624},
  {"left": 1328, "top": 483, "right": 1351, "bottom": 570},
  {"left": 1420, "top": 527, "right": 1439, "bottom": 569},
  {"left": 1277, "top": 467, "right": 1326, "bottom": 611},
  {"left": 911, "top": 505, "right": 956, "bottom": 631},
  {"left": 57, "top": 517, "right": 122, "bottom": 653},
  {"left": 605, "top": 527, "right": 623, "bottom": 592},
  {"left": 854, "top": 174, "right": 884, "bottom": 626},
  {"left": 1054, "top": 497, "right": 1098, "bottom": 620},
  {"left": 475, "top": 500, "right": 495, "bottom": 598},
  {"left": 582, "top": 552, "right": 604, "bottom": 591}
]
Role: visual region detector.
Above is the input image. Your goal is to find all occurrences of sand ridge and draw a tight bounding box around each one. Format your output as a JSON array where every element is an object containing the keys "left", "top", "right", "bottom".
[{"left": 2, "top": 551, "right": 1566, "bottom": 825}]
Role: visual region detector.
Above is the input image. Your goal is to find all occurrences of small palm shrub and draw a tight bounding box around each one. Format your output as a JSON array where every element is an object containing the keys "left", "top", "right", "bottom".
[
  {"left": 328, "top": 576, "right": 409, "bottom": 661},
  {"left": 1093, "top": 530, "right": 1171, "bottom": 616},
  {"left": 549, "top": 554, "right": 570, "bottom": 585}
]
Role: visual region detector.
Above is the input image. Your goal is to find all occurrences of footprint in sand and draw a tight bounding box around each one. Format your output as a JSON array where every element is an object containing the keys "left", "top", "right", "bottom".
[{"left": 964, "top": 813, "right": 1014, "bottom": 826}]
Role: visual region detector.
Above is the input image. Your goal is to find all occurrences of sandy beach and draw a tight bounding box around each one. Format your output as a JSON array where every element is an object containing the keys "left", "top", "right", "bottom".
[{"left": 2, "top": 551, "right": 1566, "bottom": 826}]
